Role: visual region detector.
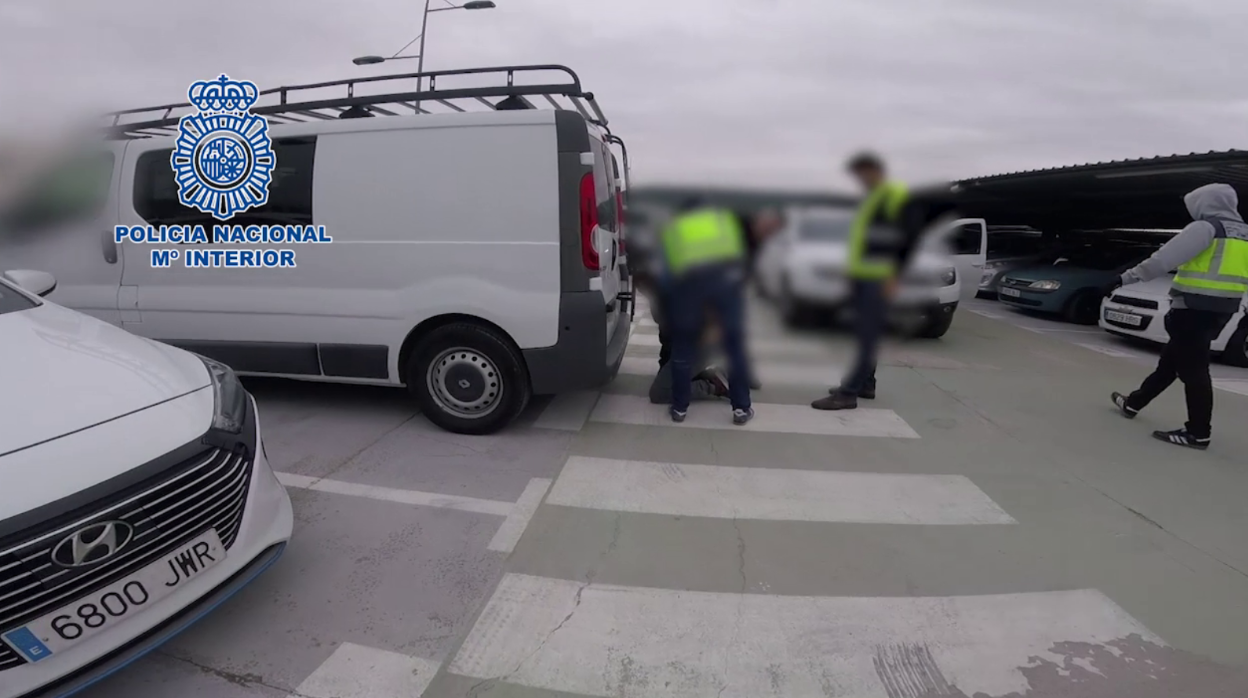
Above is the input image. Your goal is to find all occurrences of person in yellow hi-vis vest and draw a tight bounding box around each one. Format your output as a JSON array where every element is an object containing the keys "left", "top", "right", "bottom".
[
  {"left": 813, "top": 152, "right": 928, "bottom": 411},
  {"left": 660, "top": 197, "right": 754, "bottom": 425},
  {"left": 1109, "top": 183, "right": 1248, "bottom": 450}
]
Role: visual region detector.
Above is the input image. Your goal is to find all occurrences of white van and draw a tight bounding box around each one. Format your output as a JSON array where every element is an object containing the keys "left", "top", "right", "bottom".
[{"left": 0, "top": 65, "right": 632, "bottom": 435}]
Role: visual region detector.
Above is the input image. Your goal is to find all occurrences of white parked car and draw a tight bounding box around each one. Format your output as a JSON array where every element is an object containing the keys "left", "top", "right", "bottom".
[
  {"left": 1099, "top": 272, "right": 1248, "bottom": 366},
  {"left": 0, "top": 270, "right": 293, "bottom": 698},
  {"left": 755, "top": 207, "right": 985, "bottom": 338},
  {"left": 0, "top": 65, "right": 630, "bottom": 435}
]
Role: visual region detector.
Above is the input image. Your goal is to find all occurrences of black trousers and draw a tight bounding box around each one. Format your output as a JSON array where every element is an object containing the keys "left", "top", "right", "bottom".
[
  {"left": 842, "top": 280, "right": 887, "bottom": 396},
  {"left": 1126, "top": 308, "right": 1233, "bottom": 438}
]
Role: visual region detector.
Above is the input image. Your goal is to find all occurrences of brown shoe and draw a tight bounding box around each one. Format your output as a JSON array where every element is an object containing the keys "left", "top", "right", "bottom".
[{"left": 812, "top": 391, "right": 858, "bottom": 410}]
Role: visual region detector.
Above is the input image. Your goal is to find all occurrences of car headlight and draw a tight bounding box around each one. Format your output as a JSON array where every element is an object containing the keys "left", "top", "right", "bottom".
[
  {"left": 939, "top": 267, "right": 957, "bottom": 286},
  {"left": 199, "top": 355, "right": 247, "bottom": 434},
  {"left": 1028, "top": 280, "right": 1061, "bottom": 291}
]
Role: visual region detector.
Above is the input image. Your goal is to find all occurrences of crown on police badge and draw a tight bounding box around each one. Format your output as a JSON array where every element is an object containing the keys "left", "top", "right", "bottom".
[{"left": 188, "top": 74, "right": 259, "bottom": 113}]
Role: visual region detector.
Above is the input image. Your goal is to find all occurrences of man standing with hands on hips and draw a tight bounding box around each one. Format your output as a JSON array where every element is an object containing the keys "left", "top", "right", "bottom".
[{"left": 1109, "top": 183, "right": 1248, "bottom": 450}]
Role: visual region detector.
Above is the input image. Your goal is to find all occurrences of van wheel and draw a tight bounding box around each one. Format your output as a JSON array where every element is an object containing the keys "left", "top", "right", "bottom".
[
  {"left": 1063, "top": 290, "right": 1101, "bottom": 325},
  {"left": 1222, "top": 322, "right": 1248, "bottom": 367},
  {"left": 406, "top": 323, "right": 531, "bottom": 435}
]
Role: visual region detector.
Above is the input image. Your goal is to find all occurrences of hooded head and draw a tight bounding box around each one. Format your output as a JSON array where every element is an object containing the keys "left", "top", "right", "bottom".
[{"left": 1184, "top": 183, "right": 1243, "bottom": 223}]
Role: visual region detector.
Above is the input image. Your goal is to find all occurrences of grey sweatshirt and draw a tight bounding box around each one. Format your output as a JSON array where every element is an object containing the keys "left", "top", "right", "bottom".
[{"left": 1120, "top": 183, "right": 1248, "bottom": 312}]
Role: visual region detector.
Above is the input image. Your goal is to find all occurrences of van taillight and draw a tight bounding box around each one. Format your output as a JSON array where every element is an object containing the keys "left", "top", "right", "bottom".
[{"left": 580, "top": 173, "right": 600, "bottom": 270}]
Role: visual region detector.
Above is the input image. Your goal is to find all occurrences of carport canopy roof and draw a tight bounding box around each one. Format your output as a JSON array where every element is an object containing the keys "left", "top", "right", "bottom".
[{"left": 914, "top": 150, "right": 1248, "bottom": 232}]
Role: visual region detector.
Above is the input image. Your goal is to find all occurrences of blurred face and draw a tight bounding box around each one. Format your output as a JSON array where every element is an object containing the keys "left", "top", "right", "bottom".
[
  {"left": 753, "top": 211, "right": 782, "bottom": 239},
  {"left": 850, "top": 165, "right": 885, "bottom": 192}
]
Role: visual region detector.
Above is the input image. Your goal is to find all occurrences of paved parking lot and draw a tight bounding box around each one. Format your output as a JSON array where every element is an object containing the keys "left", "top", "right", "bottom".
[{"left": 79, "top": 295, "right": 1248, "bottom": 697}]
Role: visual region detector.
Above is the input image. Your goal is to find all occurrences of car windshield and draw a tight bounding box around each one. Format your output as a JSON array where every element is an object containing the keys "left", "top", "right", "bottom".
[
  {"left": 799, "top": 216, "right": 852, "bottom": 242},
  {"left": 0, "top": 279, "right": 37, "bottom": 316}
]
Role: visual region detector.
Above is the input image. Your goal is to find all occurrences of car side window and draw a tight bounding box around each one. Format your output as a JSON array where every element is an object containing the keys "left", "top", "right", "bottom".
[
  {"left": 952, "top": 223, "right": 982, "bottom": 255},
  {"left": 132, "top": 137, "right": 317, "bottom": 231},
  {"left": 0, "top": 152, "right": 114, "bottom": 233}
]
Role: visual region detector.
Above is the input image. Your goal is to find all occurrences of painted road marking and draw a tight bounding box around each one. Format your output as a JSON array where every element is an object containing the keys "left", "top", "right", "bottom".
[
  {"left": 968, "top": 308, "right": 1006, "bottom": 319},
  {"left": 1214, "top": 379, "right": 1248, "bottom": 397},
  {"left": 590, "top": 393, "right": 920, "bottom": 438},
  {"left": 277, "top": 473, "right": 513, "bottom": 517},
  {"left": 532, "top": 390, "right": 601, "bottom": 431},
  {"left": 626, "top": 332, "right": 831, "bottom": 358},
  {"left": 488, "top": 478, "right": 552, "bottom": 553},
  {"left": 546, "top": 456, "right": 1016, "bottom": 524},
  {"left": 1076, "top": 343, "right": 1149, "bottom": 360},
  {"left": 295, "top": 642, "right": 441, "bottom": 698},
  {"left": 616, "top": 356, "right": 845, "bottom": 388},
  {"left": 448, "top": 574, "right": 1160, "bottom": 698}
]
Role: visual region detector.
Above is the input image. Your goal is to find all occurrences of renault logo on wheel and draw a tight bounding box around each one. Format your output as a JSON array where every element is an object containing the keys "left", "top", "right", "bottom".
[{"left": 51, "top": 521, "right": 135, "bottom": 568}]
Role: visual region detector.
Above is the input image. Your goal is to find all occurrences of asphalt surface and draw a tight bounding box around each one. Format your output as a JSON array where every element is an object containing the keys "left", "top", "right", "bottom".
[{"left": 77, "top": 292, "right": 1248, "bottom": 698}]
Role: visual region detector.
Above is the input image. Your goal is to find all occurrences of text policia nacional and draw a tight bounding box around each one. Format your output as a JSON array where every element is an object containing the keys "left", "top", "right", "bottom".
[{"left": 115, "top": 225, "right": 334, "bottom": 269}]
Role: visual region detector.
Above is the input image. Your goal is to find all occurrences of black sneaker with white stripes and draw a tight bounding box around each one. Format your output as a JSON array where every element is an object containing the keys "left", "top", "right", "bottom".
[
  {"left": 1151, "top": 428, "right": 1210, "bottom": 450},
  {"left": 1110, "top": 392, "right": 1138, "bottom": 419}
]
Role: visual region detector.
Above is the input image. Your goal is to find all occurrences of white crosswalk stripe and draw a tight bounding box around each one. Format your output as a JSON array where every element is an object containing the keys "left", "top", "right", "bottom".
[
  {"left": 617, "top": 355, "right": 845, "bottom": 388},
  {"left": 547, "top": 456, "right": 1016, "bottom": 524},
  {"left": 449, "top": 575, "right": 1159, "bottom": 698},
  {"left": 591, "top": 393, "right": 920, "bottom": 437}
]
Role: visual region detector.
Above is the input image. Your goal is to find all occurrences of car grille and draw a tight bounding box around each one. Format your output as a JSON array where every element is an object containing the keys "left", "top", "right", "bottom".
[
  {"left": 1001, "top": 277, "right": 1033, "bottom": 288},
  {"left": 0, "top": 448, "right": 253, "bottom": 672},
  {"left": 1110, "top": 294, "right": 1159, "bottom": 310}
]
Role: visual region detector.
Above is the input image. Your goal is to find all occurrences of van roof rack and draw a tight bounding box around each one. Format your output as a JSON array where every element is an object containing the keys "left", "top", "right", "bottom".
[{"left": 103, "top": 64, "right": 608, "bottom": 140}]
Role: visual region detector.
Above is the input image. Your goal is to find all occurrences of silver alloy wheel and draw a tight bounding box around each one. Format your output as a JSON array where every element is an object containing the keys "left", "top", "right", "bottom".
[{"left": 426, "top": 347, "right": 503, "bottom": 419}]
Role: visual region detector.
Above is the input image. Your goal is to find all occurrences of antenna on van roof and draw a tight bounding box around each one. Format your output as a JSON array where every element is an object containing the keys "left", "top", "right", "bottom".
[{"left": 101, "top": 64, "right": 609, "bottom": 139}]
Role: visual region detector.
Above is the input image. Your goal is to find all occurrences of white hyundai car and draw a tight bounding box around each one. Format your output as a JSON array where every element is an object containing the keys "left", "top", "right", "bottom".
[
  {"left": 1099, "top": 272, "right": 1248, "bottom": 366},
  {"left": 0, "top": 270, "right": 293, "bottom": 697}
]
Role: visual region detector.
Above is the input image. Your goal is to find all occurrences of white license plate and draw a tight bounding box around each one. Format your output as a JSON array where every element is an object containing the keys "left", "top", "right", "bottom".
[
  {"left": 1105, "top": 310, "right": 1143, "bottom": 326},
  {"left": 1, "top": 529, "right": 225, "bottom": 662},
  {"left": 999, "top": 287, "right": 1021, "bottom": 297}
]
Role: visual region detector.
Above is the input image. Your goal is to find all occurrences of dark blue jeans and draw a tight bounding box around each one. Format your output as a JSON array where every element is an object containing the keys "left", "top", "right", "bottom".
[
  {"left": 842, "top": 279, "right": 887, "bottom": 396},
  {"left": 669, "top": 265, "right": 751, "bottom": 412}
]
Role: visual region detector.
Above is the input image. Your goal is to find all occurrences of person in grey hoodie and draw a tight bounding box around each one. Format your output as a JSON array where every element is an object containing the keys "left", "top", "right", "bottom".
[{"left": 1109, "top": 183, "right": 1248, "bottom": 449}]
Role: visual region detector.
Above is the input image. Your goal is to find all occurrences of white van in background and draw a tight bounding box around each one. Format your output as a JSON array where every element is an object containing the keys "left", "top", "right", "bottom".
[
  {"left": 0, "top": 65, "right": 631, "bottom": 435},
  {"left": 755, "top": 208, "right": 984, "bottom": 338}
]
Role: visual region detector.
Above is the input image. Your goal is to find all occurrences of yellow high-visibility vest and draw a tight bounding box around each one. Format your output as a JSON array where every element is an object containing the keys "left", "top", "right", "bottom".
[
  {"left": 1173, "top": 219, "right": 1248, "bottom": 299},
  {"left": 660, "top": 208, "right": 746, "bottom": 276},
  {"left": 847, "top": 181, "right": 909, "bottom": 280}
]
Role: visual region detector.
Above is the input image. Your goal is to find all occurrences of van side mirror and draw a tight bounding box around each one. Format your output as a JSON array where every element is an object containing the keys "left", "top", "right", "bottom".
[{"left": 3, "top": 269, "right": 57, "bottom": 297}]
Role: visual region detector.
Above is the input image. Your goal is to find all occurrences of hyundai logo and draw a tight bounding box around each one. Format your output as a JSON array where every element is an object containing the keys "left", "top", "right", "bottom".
[{"left": 50, "top": 521, "right": 135, "bottom": 568}]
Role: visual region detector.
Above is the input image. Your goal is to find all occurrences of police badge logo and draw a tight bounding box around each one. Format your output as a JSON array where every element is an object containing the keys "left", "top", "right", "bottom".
[{"left": 172, "top": 75, "right": 275, "bottom": 221}]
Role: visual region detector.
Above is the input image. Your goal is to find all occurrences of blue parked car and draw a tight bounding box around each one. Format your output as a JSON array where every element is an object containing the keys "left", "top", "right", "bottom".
[{"left": 996, "top": 244, "right": 1154, "bottom": 324}]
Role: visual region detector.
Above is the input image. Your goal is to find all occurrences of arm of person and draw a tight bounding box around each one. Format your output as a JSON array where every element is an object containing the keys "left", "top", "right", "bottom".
[
  {"left": 894, "top": 199, "right": 944, "bottom": 274},
  {"left": 1120, "top": 221, "right": 1216, "bottom": 285}
]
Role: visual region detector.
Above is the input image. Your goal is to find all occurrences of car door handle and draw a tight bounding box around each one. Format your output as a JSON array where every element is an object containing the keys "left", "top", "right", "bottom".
[{"left": 102, "top": 230, "right": 118, "bottom": 264}]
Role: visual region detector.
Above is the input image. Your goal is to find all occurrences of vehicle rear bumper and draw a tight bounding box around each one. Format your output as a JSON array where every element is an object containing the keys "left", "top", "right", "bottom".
[{"left": 523, "top": 291, "right": 630, "bottom": 395}]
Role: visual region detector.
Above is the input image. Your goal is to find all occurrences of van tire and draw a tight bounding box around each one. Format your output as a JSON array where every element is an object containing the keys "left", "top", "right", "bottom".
[
  {"left": 1222, "top": 322, "right": 1248, "bottom": 367},
  {"left": 406, "top": 322, "right": 531, "bottom": 435}
]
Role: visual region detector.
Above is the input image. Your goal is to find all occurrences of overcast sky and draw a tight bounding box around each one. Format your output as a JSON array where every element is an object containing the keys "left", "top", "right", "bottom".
[{"left": 1, "top": 0, "right": 1244, "bottom": 191}]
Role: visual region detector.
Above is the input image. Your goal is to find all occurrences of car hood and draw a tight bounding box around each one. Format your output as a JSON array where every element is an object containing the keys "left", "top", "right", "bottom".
[
  {"left": 1116, "top": 275, "right": 1174, "bottom": 300},
  {"left": 0, "top": 301, "right": 211, "bottom": 456},
  {"left": 1004, "top": 263, "right": 1119, "bottom": 285}
]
